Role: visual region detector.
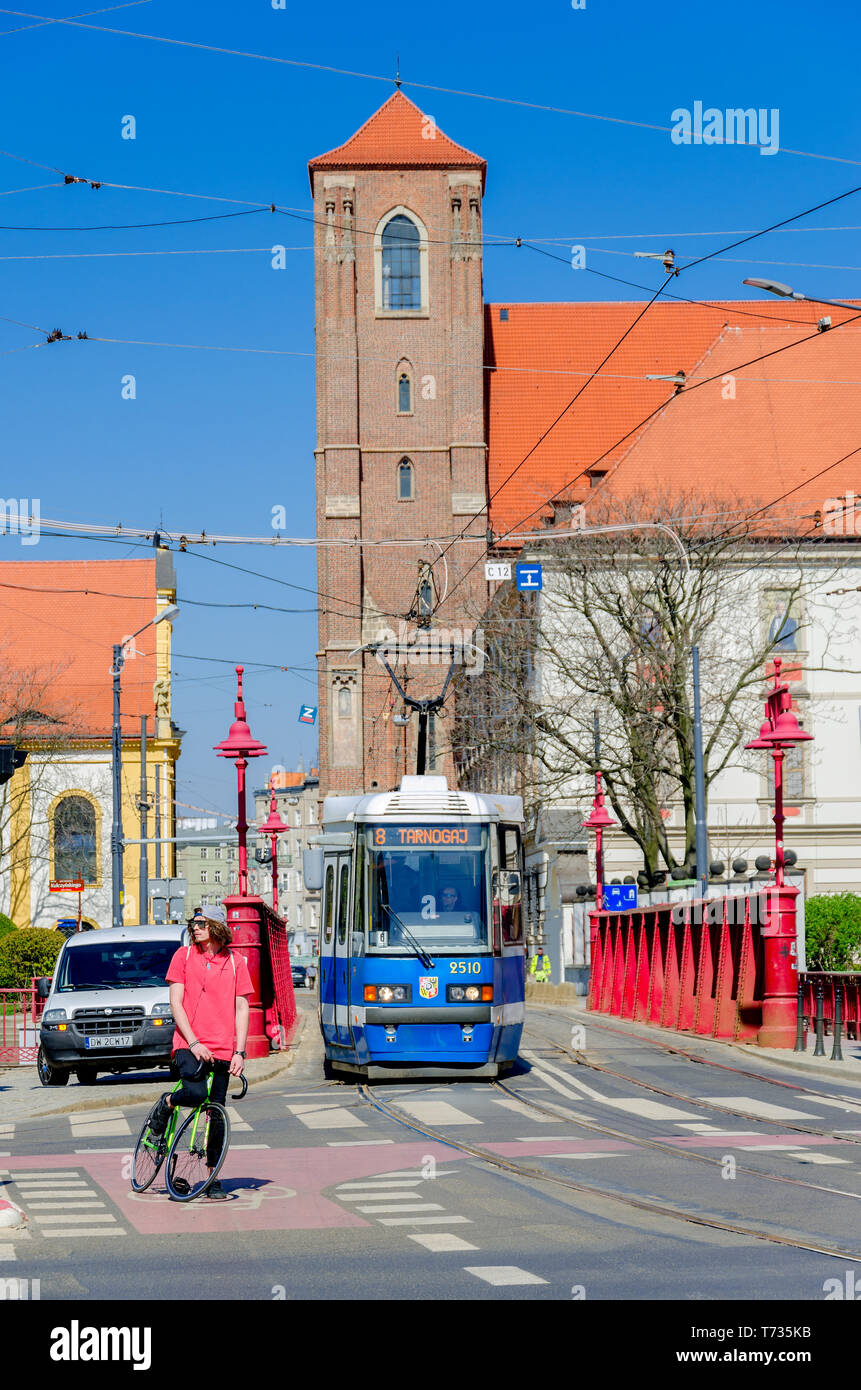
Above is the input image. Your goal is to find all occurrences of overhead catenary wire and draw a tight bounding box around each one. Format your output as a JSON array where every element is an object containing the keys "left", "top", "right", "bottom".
[{"left": 0, "top": 11, "right": 857, "bottom": 169}]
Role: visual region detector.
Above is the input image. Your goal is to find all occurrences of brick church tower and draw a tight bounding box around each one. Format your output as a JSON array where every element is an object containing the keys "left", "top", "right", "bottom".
[{"left": 309, "top": 92, "right": 488, "bottom": 796}]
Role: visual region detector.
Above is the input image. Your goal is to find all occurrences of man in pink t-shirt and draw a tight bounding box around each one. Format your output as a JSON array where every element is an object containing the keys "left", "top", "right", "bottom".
[{"left": 149, "top": 905, "right": 253, "bottom": 1199}]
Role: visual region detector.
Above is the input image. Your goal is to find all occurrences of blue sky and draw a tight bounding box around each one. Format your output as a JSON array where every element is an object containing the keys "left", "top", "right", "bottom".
[{"left": 1, "top": 0, "right": 859, "bottom": 814}]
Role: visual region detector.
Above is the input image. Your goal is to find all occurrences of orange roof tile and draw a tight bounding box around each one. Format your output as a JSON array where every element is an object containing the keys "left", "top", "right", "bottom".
[
  {"left": 0, "top": 559, "right": 163, "bottom": 739},
  {"left": 309, "top": 91, "right": 486, "bottom": 189},
  {"left": 485, "top": 299, "right": 860, "bottom": 538}
]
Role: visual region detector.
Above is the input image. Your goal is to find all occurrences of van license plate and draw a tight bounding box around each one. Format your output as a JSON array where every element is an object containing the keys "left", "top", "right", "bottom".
[{"left": 86, "top": 1036, "right": 133, "bottom": 1048}]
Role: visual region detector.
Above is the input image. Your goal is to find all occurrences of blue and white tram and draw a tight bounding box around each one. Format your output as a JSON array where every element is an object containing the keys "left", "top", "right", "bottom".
[{"left": 305, "top": 775, "right": 526, "bottom": 1080}]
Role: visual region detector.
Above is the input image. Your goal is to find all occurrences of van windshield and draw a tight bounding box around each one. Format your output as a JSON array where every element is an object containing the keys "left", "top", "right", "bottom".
[{"left": 54, "top": 941, "right": 178, "bottom": 992}]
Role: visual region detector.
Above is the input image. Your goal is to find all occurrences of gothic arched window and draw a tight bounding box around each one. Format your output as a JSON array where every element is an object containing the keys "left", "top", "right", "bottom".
[
  {"left": 338, "top": 686, "right": 352, "bottom": 717},
  {"left": 398, "top": 372, "right": 412, "bottom": 413},
  {"left": 398, "top": 458, "right": 414, "bottom": 501},
  {"left": 53, "top": 794, "right": 97, "bottom": 883}
]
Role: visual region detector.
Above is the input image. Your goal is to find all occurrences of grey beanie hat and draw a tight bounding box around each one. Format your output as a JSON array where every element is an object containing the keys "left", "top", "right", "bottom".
[{"left": 201, "top": 904, "right": 227, "bottom": 927}]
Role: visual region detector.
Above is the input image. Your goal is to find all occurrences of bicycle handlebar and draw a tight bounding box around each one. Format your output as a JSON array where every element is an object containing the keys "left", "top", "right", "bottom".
[{"left": 190, "top": 1058, "right": 247, "bottom": 1098}]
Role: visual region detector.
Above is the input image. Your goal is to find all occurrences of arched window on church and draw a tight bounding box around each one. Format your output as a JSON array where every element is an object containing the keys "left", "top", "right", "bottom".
[
  {"left": 53, "top": 794, "right": 97, "bottom": 883},
  {"left": 338, "top": 686, "right": 352, "bottom": 717},
  {"left": 398, "top": 372, "right": 412, "bottom": 414},
  {"left": 398, "top": 458, "right": 414, "bottom": 501},
  {"left": 381, "top": 214, "right": 421, "bottom": 311}
]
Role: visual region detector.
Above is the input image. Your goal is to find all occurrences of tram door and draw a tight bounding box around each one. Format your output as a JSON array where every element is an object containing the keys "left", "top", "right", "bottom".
[{"left": 333, "top": 854, "right": 353, "bottom": 1047}]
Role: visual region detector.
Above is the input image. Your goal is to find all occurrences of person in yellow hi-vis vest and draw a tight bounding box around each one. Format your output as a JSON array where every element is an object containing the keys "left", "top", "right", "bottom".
[{"left": 529, "top": 949, "right": 551, "bottom": 984}]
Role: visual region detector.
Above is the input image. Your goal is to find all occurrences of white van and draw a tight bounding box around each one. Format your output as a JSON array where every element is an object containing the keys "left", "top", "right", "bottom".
[{"left": 36, "top": 924, "right": 186, "bottom": 1086}]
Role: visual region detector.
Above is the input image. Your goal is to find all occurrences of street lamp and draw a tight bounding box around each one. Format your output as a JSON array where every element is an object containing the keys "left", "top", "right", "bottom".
[
  {"left": 258, "top": 788, "right": 289, "bottom": 915},
  {"left": 214, "top": 666, "right": 268, "bottom": 898},
  {"left": 581, "top": 771, "right": 616, "bottom": 911},
  {"left": 744, "top": 655, "right": 813, "bottom": 1046},
  {"left": 111, "top": 604, "right": 179, "bottom": 928},
  {"left": 743, "top": 277, "right": 861, "bottom": 318}
]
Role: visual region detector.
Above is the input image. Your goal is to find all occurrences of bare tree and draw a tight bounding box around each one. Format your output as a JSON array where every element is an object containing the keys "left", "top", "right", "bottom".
[{"left": 450, "top": 491, "right": 831, "bottom": 884}]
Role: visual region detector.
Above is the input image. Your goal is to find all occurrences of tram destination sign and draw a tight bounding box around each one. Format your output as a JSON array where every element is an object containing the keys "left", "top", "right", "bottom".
[{"left": 371, "top": 825, "right": 484, "bottom": 848}]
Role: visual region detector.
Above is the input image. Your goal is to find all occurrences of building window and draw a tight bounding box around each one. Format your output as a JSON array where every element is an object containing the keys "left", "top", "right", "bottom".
[
  {"left": 398, "top": 458, "right": 414, "bottom": 501},
  {"left": 214, "top": 846, "right": 223, "bottom": 860},
  {"left": 200, "top": 847, "right": 208, "bottom": 860},
  {"left": 200, "top": 870, "right": 208, "bottom": 885},
  {"left": 375, "top": 208, "right": 428, "bottom": 315},
  {"left": 214, "top": 869, "right": 222, "bottom": 884},
  {"left": 338, "top": 686, "right": 352, "bottom": 717},
  {"left": 398, "top": 372, "right": 412, "bottom": 413},
  {"left": 767, "top": 743, "right": 806, "bottom": 800},
  {"left": 53, "top": 795, "right": 97, "bottom": 883},
  {"left": 382, "top": 215, "right": 420, "bottom": 310}
]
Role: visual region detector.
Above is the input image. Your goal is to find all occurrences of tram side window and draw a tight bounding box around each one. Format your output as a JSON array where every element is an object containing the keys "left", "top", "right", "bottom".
[
  {"left": 499, "top": 825, "right": 523, "bottom": 943},
  {"left": 337, "top": 862, "right": 350, "bottom": 945},
  {"left": 353, "top": 841, "right": 365, "bottom": 944},
  {"left": 324, "top": 864, "right": 335, "bottom": 945}
]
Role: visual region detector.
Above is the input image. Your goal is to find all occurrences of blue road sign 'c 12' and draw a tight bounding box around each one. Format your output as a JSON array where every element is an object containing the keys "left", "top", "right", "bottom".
[
  {"left": 516, "top": 563, "right": 543, "bottom": 591},
  {"left": 298, "top": 705, "right": 317, "bottom": 725}
]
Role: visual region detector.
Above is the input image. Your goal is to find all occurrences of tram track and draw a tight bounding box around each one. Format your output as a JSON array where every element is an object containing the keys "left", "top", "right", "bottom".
[
  {"left": 356, "top": 1081, "right": 861, "bottom": 1264},
  {"left": 530, "top": 1004, "right": 861, "bottom": 1107}
]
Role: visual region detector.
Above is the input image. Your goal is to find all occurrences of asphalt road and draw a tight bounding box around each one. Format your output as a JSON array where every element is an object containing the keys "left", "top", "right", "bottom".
[{"left": 3, "top": 997, "right": 861, "bottom": 1303}]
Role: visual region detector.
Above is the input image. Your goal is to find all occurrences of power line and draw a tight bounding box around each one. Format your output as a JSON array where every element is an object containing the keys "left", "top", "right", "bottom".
[
  {"left": 0, "top": 207, "right": 273, "bottom": 232},
  {"left": 0, "top": 12, "right": 857, "bottom": 168},
  {"left": 0, "top": 0, "right": 152, "bottom": 39}
]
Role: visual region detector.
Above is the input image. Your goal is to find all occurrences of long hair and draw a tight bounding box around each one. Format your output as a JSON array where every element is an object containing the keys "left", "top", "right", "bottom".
[{"left": 186, "top": 914, "right": 233, "bottom": 952}]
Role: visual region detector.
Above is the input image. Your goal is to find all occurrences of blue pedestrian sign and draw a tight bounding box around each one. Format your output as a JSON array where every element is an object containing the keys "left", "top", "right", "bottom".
[
  {"left": 298, "top": 705, "right": 317, "bottom": 725},
  {"left": 602, "top": 883, "right": 638, "bottom": 912},
  {"left": 515, "top": 562, "right": 543, "bottom": 591}
]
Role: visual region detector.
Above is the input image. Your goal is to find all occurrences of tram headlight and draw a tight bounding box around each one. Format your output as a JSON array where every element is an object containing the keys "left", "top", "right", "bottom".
[
  {"left": 448, "top": 985, "right": 466, "bottom": 1002},
  {"left": 378, "top": 986, "right": 395, "bottom": 1003},
  {"left": 464, "top": 985, "right": 481, "bottom": 1002},
  {"left": 367, "top": 984, "right": 412, "bottom": 1004}
]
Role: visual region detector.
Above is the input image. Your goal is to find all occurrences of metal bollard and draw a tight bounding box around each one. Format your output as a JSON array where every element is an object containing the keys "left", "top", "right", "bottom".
[
  {"left": 794, "top": 978, "right": 806, "bottom": 1053},
  {"left": 831, "top": 983, "right": 844, "bottom": 1062},
  {"left": 813, "top": 977, "right": 826, "bottom": 1057}
]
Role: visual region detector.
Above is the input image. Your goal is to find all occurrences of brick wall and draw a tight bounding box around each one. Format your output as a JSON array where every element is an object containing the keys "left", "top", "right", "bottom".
[{"left": 313, "top": 159, "right": 488, "bottom": 798}]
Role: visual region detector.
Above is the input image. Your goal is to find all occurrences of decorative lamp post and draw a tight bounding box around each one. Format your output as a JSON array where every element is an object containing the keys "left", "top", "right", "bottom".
[
  {"left": 258, "top": 787, "right": 289, "bottom": 914},
  {"left": 214, "top": 667, "right": 268, "bottom": 897},
  {"left": 745, "top": 656, "right": 813, "bottom": 1047},
  {"left": 582, "top": 771, "right": 616, "bottom": 911}
]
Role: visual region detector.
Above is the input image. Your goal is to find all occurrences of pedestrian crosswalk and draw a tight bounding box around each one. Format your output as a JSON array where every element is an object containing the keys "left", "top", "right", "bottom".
[
  {"left": 331, "top": 1166, "right": 469, "bottom": 1230},
  {"left": 0, "top": 1168, "right": 126, "bottom": 1240}
]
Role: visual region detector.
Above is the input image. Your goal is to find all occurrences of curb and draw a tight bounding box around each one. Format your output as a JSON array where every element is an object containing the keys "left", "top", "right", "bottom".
[{"left": 0, "top": 1200, "right": 27, "bottom": 1230}]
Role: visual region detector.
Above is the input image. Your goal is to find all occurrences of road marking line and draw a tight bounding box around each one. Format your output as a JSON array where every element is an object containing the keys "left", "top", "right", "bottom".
[
  {"left": 7, "top": 1171, "right": 83, "bottom": 1179},
  {"left": 787, "top": 1152, "right": 851, "bottom": 1165},
  {"left": 336, "top": 1180, "right": 424, "bottom": 1190},
  {"left": 464, "top": 1265, "right": 548, "bottom": 1286},
  {"left": 339, "top": 1191, "right": 427, "bottom": 1202},
  {"left": 395, "top": 1101, "right": 482, "bottom": 1127},
  {"left": 226, "top": 1106, "right": 251, "bottom": 1132},
  {"left": 326, "top": 1140, "right": 394, "bottom": 1147},
  {"left": 230, "top": 1144, "right": 270, "bottom": 1150},
  {"left": 697, "top": 1096, "right": 815, "bottom": 1121},
  {"left": 0, "top": 1245, "right": 16, "bottom": 1260},
  {"left": 287, "top": 1105, "right": 367, "bottom": 1129},
  {"left": 74, "top": 1148, "right": 133, "bottom": 1153},
  {"left": 0, "top": 1126, "right": 14, "bottom": 1137},
  {"left": 378, "top": 1214, "right": 471, "bottom": 1225},
  {"left": 491, "top": 1097, "right": 560, "bottom": 1123},
  {"left": 356, "top": 1203, "right": 445, "bottom": 1214},
  {"left": 369, "top": 1169, "right": 458, "bottom": 1178},
  {"left": 42, "top": 1228, "right": 126, "bottom": 1238},
  {"left": 601, "top": 1098, "right": 697, "bottom": 1121},
  {"left": 675, "top": 1123, "right": 726, "bottom": 1133},
  {"left": 735, "top": 1143, "right": 805, "bottom": 1152},
  {"left": 30, "top": 1213, "right": 117, "bottom": 1225},
  {"left": 68, "top": 1123, "right": 131, "bottom": 1137},
  {"left": 409, "top": 1233, "right": 477, "bottom": 1252},
  {"left": 550, "top": 1151, "right": 625, "bottom": 1160},
  {"left": 803, "top": 1096, "right": 861, "bottom": 1114},
  {"left": 25, "top": 1203, "right": 107, "bottom": 1210}
]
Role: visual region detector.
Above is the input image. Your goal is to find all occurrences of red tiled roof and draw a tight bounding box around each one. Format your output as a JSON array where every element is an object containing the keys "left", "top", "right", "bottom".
[
  {"left": 308, "top": 91, "right": 486, "bottom": 188},
  {"left": 0, "top": 559, "right": 162, "bottom": 739},
  {"left": 485, "top": 300, "right": 861, "bottom": 537}
]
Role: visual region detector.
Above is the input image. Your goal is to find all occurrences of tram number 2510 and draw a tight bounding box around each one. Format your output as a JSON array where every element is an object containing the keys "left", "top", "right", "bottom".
[{"left": 449, "top": 961, "right": 482, "bottom": 974}]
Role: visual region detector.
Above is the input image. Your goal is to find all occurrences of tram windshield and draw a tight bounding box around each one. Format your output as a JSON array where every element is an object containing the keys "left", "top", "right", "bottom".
[{"left": 364, "top": 824, "right": 489, "bottom": 954}]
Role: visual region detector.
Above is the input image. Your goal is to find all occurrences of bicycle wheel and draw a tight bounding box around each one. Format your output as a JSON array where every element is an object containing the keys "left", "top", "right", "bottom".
[
  {"left": 165, "top": 1102, "right": 230, "bottom": 1202},
  {"left": 131, "top": 1099, "right": 169, "bottom": 1192}
]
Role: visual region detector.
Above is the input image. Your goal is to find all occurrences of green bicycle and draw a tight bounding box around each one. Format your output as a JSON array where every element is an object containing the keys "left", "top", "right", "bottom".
[{"left": 131, "top": 1062, "right": 248, "bottom": 1201}]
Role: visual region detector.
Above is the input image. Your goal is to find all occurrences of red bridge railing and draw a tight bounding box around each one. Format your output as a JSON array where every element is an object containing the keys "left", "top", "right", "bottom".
[
  {"left": 798, "top": 973, "right": 861, "bottom": 1040},
  {"left": 588, "top": 894, "right": 772, "bottom": 1042}
]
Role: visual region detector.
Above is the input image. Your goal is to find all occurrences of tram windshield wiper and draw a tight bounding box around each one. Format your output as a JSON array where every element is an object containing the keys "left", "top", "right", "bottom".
[{"left": 379, "top": 902, "right": 435, "bottom": 969}]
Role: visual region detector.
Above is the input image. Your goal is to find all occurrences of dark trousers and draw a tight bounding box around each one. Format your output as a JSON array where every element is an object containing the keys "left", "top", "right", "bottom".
[{"left": 171, "top": 1050, "right": 229, "bottom": 1166}]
